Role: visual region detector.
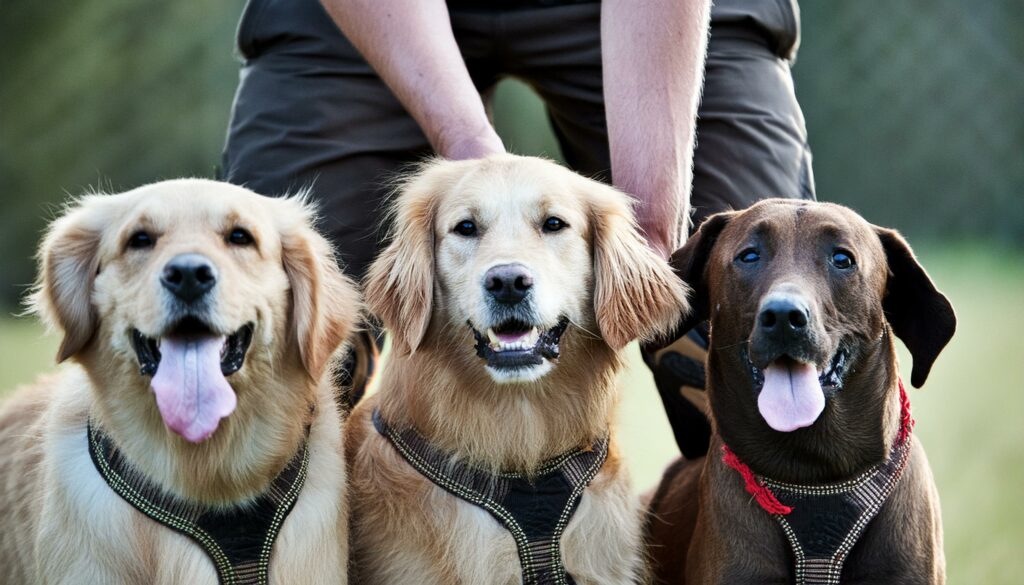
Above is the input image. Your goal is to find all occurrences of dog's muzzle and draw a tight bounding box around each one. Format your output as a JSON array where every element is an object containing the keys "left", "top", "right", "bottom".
[
  {"left": 131, "top": 317, "right": 254, "bottom": 443},
  {"left": 744, "top": 344, "right": 851, "bottom": 433},
  {"left": 746, "top": 346, "right": 849, "bottom": 395},
  {"left": 131, "top": 317, "right": 254, "bottom": 377},
  {"left": 469, "top": 317, "right": 569, "bottom": 370}
]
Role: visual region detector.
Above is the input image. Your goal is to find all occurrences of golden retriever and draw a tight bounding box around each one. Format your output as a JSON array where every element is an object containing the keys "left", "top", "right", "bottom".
[
  {"left": 346, "top": 155, "right": 690, "bottom": 584},
  {"left": 0, "top": 179, "right": 357, "bottom": 584}
]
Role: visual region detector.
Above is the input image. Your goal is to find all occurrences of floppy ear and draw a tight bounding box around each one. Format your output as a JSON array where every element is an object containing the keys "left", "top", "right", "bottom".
[
  {"left": 875, "top": 227, "right": 956, "bottom": 388},
  {"left": 279, "top": 199, "right": 361, "bottom": 380},
  {"left": 364, "top": 161, "right": 460, "bottom": 355},
  {"left": 666, "top": 212, "right": 736, "bottom": 339},
  {"left": 28, "top": 198, "right": 106, "bottom": 362},
  {"left": 588, "top": 183, "right": 691, "bottom": 350}
]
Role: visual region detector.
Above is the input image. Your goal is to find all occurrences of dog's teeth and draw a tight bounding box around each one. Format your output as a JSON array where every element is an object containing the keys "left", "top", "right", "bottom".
[
  {"left": 525, "top": 327, "right": 539, "bottom": 346},
  {"left": 485, "top": 328, "right": 543, "bottom": 353}
]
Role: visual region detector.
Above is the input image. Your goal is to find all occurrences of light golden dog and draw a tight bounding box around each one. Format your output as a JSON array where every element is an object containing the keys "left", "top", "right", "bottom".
[
  {"left": 347, "top": 155, "right": 690, "bottom": 584},
  {"left": 0, "top": 179, "right": 357, "bottom": 584}
]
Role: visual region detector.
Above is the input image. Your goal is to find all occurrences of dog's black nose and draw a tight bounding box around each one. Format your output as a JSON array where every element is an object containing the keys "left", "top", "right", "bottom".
[
  {"left": 758, "top": 295, "right": 811, "bottom": 338},
  {"left": 484, "top": 264, "right": 533, "bottom": 305},
  {"left": 161, "top": 254, "right": 217, "bottom": 303}
]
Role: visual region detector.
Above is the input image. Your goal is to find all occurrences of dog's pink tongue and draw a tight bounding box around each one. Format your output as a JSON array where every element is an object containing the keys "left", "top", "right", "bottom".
[
  {"left": 151, "top": 336, "right": 236, "bottom": 443},
  {"left": 757, "top": 360, "right": 825, "bottom": 432}
]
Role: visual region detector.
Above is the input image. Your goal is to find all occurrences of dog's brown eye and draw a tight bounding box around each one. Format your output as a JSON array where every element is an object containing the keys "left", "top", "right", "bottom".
[
  {"left": 542, "top": 217, "right": 568, "bottom": 233},
  {"left": 227, "top": 227, "right": 255, "bottom": 246},
  {"left": 454, "top": 220, "right": 477, "bottom": 237},
  {"left": 127, "top": 231, "right": 155, "bottom": 250},
  {"left": 831, "top": 249, "right": 855, "bottom": 269},
  {"left": 737, "top": 248, "right": 760, "bottom": 263}
]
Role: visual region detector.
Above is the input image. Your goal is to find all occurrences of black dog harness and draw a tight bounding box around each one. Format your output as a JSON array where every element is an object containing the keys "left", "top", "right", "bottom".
[
  {"left": 373, "top": 409, "right": 608, "bottom": 585},
  {"left": 722, "top": 380, "right": 915, "bottom": 585},
  {"left": 87, "top": 421, "right": 309, "bottom": 585}
]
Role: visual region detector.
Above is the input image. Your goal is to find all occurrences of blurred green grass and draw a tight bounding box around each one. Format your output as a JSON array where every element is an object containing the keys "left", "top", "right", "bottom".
[
  {"left": 1, "top": 244, "right": 1021, "bottom": 583},
  {"left": 0, "top": 313, "right": 59, "bottom": 391}
]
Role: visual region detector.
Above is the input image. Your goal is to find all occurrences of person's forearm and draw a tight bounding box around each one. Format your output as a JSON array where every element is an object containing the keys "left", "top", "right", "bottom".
[
  {"left": 602, "top": 0, "right": 711, "bottom": 258},
  {"left": 320, "top": 0, "right": 503, "bottom": 159}
]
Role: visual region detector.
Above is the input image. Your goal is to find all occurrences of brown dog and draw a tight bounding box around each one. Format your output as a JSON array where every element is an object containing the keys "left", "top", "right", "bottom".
[
  {"left": 646, "top": 199, "right": 955, "bottom": 584},
  {"left": 0, "top": 180, "right": 357, "bottom": 584},
  {"left": 347, "top": 155, "right": 689, "bottom": 584}
]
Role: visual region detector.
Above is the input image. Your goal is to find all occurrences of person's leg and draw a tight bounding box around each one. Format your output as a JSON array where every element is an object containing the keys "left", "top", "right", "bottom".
[
  {"left": 648, "top": 26, "right": 817, "bottom": 458},
  {"left": 225, "top": 0, "right": 505, "bottom": 277},
  {"left": 223, "top": 0, "right": 435, "bottom": 410},
  {"left": 507, "top": 11, "right": 815, "bottom": 458},
  {"left": 222, "top": 0, "right": 500, "bottom": 409},
  {"left": 223, "top": 0, "right": 435, "bottom": 282},
  {"left": 689, "top": 26, "right": 816, "bottom": 226},
  {"left": 499, "top": 3, "right": 609, "bottom": 180},
  {"left": 508, "top": 11, "right": 814, "bottom": 214}
]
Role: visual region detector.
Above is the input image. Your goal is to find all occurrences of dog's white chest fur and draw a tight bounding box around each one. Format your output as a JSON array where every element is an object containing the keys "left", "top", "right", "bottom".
[
  {"left": 351, "top": 423, "right": 644, "bottom": 585},
  {"left": 444, "top": 479, "right": 644, "bottom": 585},
  {"left": 33, "top": 384, "right": 347, "bottom": 585}
]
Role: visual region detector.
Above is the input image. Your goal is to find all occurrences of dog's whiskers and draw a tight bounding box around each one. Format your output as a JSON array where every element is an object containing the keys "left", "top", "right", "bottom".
[
  {"left": 714, "top": 338, "right": 750, "bottom": 351},
  {"left": 566, "top": 318, "right": 601, "bottom": 341}
]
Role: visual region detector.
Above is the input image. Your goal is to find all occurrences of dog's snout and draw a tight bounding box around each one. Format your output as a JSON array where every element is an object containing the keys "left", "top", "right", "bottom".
[
  {"left": 161, "top": 253, "right": 217, "bottom": 303},
  {"left": 484, "top": 264, "right": 533, "bottom": 305},
  {"left": 748, "top": 289, "right": 825, "bottom": 367},
  {"left": 757, "top": 295, "right": 811, "bottom": 346},
  {"left": 759, "top": 296, "right": 810, "bottom": 334}
]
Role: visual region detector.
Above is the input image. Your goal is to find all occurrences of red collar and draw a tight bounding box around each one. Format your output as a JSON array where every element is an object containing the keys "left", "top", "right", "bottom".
[{"left": 722, "top": 378, "right": 915, "bottom": 516}]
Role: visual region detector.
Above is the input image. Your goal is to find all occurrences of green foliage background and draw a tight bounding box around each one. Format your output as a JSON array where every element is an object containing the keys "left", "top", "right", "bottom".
[{"left": 0, "top": 0, "right": 247, "bottom": 305}]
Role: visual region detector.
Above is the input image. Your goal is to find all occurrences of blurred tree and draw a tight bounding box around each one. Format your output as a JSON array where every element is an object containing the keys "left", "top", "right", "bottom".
[
  {"left": 792, "top": 1, "right": 1024, "bottom": 239},
  {"left": 0, "top": 0, "right": 246, "bottom": 307}
]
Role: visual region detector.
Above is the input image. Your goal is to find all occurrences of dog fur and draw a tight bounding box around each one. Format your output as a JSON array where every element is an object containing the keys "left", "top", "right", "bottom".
[
  {"left": 645, "top": 199, "right": 955, "bottom": 584},
  {"left": 0, "top": 179, "right": 358, "bottom": 583},
  {"left": 346, "top": 155, "right": 690, "bottom": 584}
]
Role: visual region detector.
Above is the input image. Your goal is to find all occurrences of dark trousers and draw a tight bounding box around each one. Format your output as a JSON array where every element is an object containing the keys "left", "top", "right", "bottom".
[{"left": 222, "top": 0, "right": 815, "bottom": 279}]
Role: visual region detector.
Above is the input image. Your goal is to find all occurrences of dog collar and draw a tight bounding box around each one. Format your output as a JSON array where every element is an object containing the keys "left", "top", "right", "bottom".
[
  {"left": 373, "top": 408, "right": 608, "bottom": 585},
  {"left": 87, "top": 420, "right": 310, "bottom": 585},
  {"left": 721, "top": 379, "right": 915, "bottom": 585}
]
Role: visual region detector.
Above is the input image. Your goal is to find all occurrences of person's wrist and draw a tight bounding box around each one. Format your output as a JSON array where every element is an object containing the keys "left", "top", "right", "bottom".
[
  {"left": 646, "top": 236, "right": 672, "bottom": 261},
  {"left": 437, "top": 125, "right": 505, "bottom": 161},
  {"left": 636, "top": 213, "right": 675, "bottom": 260}
]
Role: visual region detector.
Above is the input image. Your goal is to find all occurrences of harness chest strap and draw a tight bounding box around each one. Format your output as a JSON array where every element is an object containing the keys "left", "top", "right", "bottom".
[
  {"left": 373, "top": 408, "right": 608, "bottom": 585},
  {"left": 721, "top": 379, "right": 916, "bottom": 585},
  {"left": 87, "top": 421, "right": 309, "bottom": 585}
]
